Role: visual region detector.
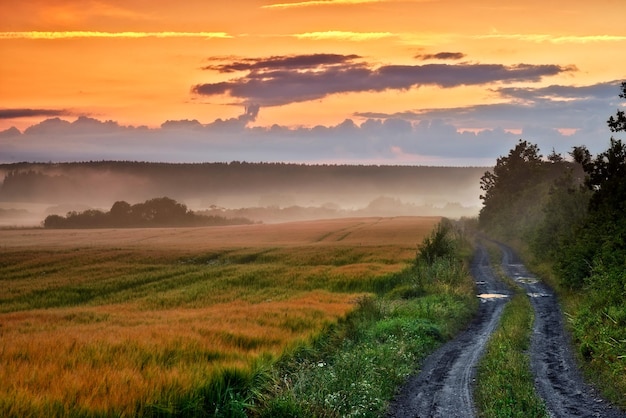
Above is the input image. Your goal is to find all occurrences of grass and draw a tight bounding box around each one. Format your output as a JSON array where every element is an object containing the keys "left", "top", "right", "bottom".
[
  {"left": 254, "top": 220, "right": 478, "bottom": 417},
  {"left": 0, "top": 217, "right": 443, "bottom": 417},
  {"left": 474, "top": 243, "right": 548, "bottom": 418},
  {"left": 257, "top": 294, "right": 475, "bottom": 418}
]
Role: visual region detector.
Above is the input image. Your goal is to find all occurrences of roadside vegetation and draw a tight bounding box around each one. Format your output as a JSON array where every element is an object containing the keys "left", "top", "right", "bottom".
[
  {"left": 255, "top": 219, "right": 477, "bottom": 417},
  {"left": 474, "top": 243, "right": 547, "bottom": 418},
  {"left": 0, "top": 217, "right": 478, "bottom": 417},
  {"left": 478, "top": 81, "right": 626, "bottom": 409}
]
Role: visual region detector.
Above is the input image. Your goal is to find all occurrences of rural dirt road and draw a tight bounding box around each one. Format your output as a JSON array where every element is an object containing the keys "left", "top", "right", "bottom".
[
  {"left": 386, "top": 242, "right": 511, "bottom": 418},
  {"left": 499, "top": 243, "right": 626, "bottom": 418},
  {"left": 387, "top": 241, "right": 626, "bottom": 418}
]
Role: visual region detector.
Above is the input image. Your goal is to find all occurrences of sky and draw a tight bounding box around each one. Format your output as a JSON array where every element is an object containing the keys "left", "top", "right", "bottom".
[{"left": 1, "top": 0, "right": 625, "bottom": 166}]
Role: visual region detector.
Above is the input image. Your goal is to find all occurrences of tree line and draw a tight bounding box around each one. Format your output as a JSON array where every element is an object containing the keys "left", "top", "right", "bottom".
[
  {"left": 0, "top": 161, "right": 485, "bottom": 205},
  {"left": 43, "top": 197, "right": 254, "bottom": 228}
]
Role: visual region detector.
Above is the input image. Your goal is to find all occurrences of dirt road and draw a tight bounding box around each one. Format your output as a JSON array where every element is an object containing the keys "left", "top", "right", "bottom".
[
  {"left": 386, "top": 243, "right": 511, "bottom": 418},
  {"left": 499, "top": 243, "right": 626, "bottom": 418},
  {"left": 387, "top": 241, "right": 626, "bottom": 418}
]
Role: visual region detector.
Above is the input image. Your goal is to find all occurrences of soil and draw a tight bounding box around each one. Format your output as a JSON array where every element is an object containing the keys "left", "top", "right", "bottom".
[{"left": 386, "top": 241, "right": 626, "bottom": 418}]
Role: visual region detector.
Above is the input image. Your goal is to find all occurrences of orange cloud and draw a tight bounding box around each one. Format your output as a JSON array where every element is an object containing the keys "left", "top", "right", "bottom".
[
  {"left": 474, "top": 33, "right": 626, "bottom": 44},
  {"left": 293, "top": 31, "right": 395, "bottom": 41},
  {"left": 263, "top": 0, "right": 381, "bottom": 9},
  {"left": 0, "top": 31, "right": 232, "bottom": 40}
]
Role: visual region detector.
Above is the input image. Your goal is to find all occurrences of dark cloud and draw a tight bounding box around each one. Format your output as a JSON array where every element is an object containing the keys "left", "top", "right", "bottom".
[
  {"left": 415, "top": 52, "right": 466, "bottom": 61},
  {"left": 193, "top": 53, "right": 573, "bottom": 106},
  {"left": 3, "top": 82, "right": 618, "bottom": 167},
  {"left": 23, "top": 116, "right": 127, "bottom": 135},
  {"left": 354, "top": 81, "right": 622, "bottom": 133},
  {"left": 205, "top": 103, "right": 260, "bottom": 130},
  {"left": 203, "top": 53, "right": 361, "bottom": 72},
  {"left": 161, "top": 119, "right": 203, "bottom": 130},
  {"left": 496, "top": 80, "right": 616, "bottom": 101},
  {"left": 0, "top": 127, "right": 21, "bottom": 138},
  {"left": 0, "top": 108, "right": 70, "bottom": 119}
]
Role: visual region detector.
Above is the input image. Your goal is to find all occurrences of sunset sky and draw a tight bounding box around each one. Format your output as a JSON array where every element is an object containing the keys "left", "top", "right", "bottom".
[{"left": 1, "top": 0, "right": 625, "bottom": 165}]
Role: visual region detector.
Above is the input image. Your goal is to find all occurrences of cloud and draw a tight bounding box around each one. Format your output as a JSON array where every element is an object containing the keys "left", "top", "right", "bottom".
[
  {"left": 496, "top": 81, "right": 618, "bottom": 102},
  {"left": 0, "top": 31, "right": 232, "bottom": 40},
  {"left": 262, "top": 0, "right": 380, "bottom": 9},
  {"left": 415, "top": 52, "right": 466, "bottom": 60},
  {"left": 352, "top": 81, "right": 624, "bottom": 157},
  {"left": 3, "top": 79, "right": 619, "bottom": 167},
  {"left": 473, "top": 33, "right": 626, "bottom": 44},
  {"left": 293, "top": 31, "right": 395, "bottom": 41},
  {"left": 0, "top": 108, "right": 71, "bottom": 119},
  {"left": 23, "top": 116, "right": 129, "bottom": 135},
  {"left": 194, "top": 54, "right": 573, "bottom": 106},
  {"left": 203, "top": 54, "right": 361, "bottom": 73},
  {"left": 357, "top": 81, "right": 621, "bottom": 120},
  {"left": 1, "top": 113, "right": 509, "bottom": 166},
  {"left": 1, "top": 86, "right": 616, "bottom": 167}
]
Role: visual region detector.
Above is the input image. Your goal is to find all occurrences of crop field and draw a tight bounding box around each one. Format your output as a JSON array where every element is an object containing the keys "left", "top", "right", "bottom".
[{"left": 0, "top": 216, "right": 439, "bottom": 416}]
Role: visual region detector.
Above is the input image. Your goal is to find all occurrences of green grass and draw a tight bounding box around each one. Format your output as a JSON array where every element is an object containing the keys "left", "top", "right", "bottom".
[
  {"left": 474, "top": 244, "right": 547, "bottom": 418},
  {"left": 254, "top": 231, "right": 478, "bottom": 418}
]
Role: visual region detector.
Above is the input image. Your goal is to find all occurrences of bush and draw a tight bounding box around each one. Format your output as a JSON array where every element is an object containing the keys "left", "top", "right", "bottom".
[{"left": 416, "top": 219, "right": 455, "bottom": 264}]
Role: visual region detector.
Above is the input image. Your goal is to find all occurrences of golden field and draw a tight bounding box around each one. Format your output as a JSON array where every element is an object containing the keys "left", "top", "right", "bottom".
[{"left": 0, "top": 216, "right": 439, "bottom": 415}]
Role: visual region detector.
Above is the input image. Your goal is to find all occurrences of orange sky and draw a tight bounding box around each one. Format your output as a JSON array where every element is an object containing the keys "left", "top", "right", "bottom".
[{"left": 1, "top": 0, "right": 625, "bottom": 164}]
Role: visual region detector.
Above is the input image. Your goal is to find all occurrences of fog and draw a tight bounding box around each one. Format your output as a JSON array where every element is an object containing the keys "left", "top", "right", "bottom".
[{"left": 0, "top": 162, "right": 485, "bottom": 227}]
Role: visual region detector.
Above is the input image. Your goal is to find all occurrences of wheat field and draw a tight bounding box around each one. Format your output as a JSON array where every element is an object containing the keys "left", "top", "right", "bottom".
[{"left": 0, "top": 216, "right": 439, "bottom": 416}]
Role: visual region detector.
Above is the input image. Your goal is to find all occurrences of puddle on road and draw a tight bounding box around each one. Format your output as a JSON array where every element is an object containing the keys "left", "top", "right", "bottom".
[
  {"left": 515, "top": 277, "right": 539, "bottom": 284},
  {"left": 527, "top": 292, "right": 550, "bottom": 298},
  {"left": 477, "top": 293, "right": 509, "bottom": 300}
]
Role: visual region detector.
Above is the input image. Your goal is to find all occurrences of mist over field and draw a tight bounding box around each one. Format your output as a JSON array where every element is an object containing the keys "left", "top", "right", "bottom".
[{"left": 0, "top": 162, "right": 485, "bottom": 226}]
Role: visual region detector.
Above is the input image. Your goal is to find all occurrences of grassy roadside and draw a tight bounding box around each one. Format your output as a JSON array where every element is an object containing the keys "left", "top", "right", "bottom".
[
  {"left": 474, "top": 244, "right": 548, "bottom": 418},
  {"left": 252, "top": 220, "right": 478, "bottom": 417}
]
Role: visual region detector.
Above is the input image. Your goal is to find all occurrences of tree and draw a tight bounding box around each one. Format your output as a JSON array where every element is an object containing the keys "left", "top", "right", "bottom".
[
  {"left": 555, "top": 81, "right": 626, "bottom": 289},
  {"left": 585, "top": 138, "right": 626, "bottom": 211},
  {"left": 607, "top": 81, "right": 626, "bottom": 133},
  {"left": 110, "top": 201, "right": 132, "bottom": 218},
  {"left": 480, "top": 139, "right": 543, "bottom": 204},
  {"left": 479, "top": 140, "right": 543, "bottom": 231},
  {"left": 140, "top": 197, "right": 189, "bottom": 225},
  {"left": 578, "top": 81, "right": 626, "bottom": 213},
  {"left": 547, "top": 148, "right": 564, "bottom": 163},
  {"left": 43, "top": 197, "right": 253, "bottom": 228}
]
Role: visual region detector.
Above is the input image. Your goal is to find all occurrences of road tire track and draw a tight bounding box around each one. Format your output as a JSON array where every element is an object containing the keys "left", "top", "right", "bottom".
[
  {"left": 386, "top": 242, "right": 510, "bottom": 418},
  {"left": 499, "top": 243, "right": 626, "bottom": 418}
]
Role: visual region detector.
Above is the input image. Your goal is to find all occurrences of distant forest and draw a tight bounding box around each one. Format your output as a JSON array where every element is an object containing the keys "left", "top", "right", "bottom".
[
  {"left": 0, "top": 162, "right": 485, "bottom": 218},
  {"left": 0, "top": 162, "right": 485, "bottom": 199}
]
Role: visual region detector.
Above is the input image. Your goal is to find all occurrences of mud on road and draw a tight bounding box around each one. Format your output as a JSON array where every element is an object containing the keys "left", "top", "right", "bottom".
[
  {"left": 500, "top": 243, "right": 626, "bottom": 418},
  {"left": 386, "top": 243, "right": 511, "bottom": 418},
  {"left": 386, "top": 242, "right": 626, "bottom": 418}
]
